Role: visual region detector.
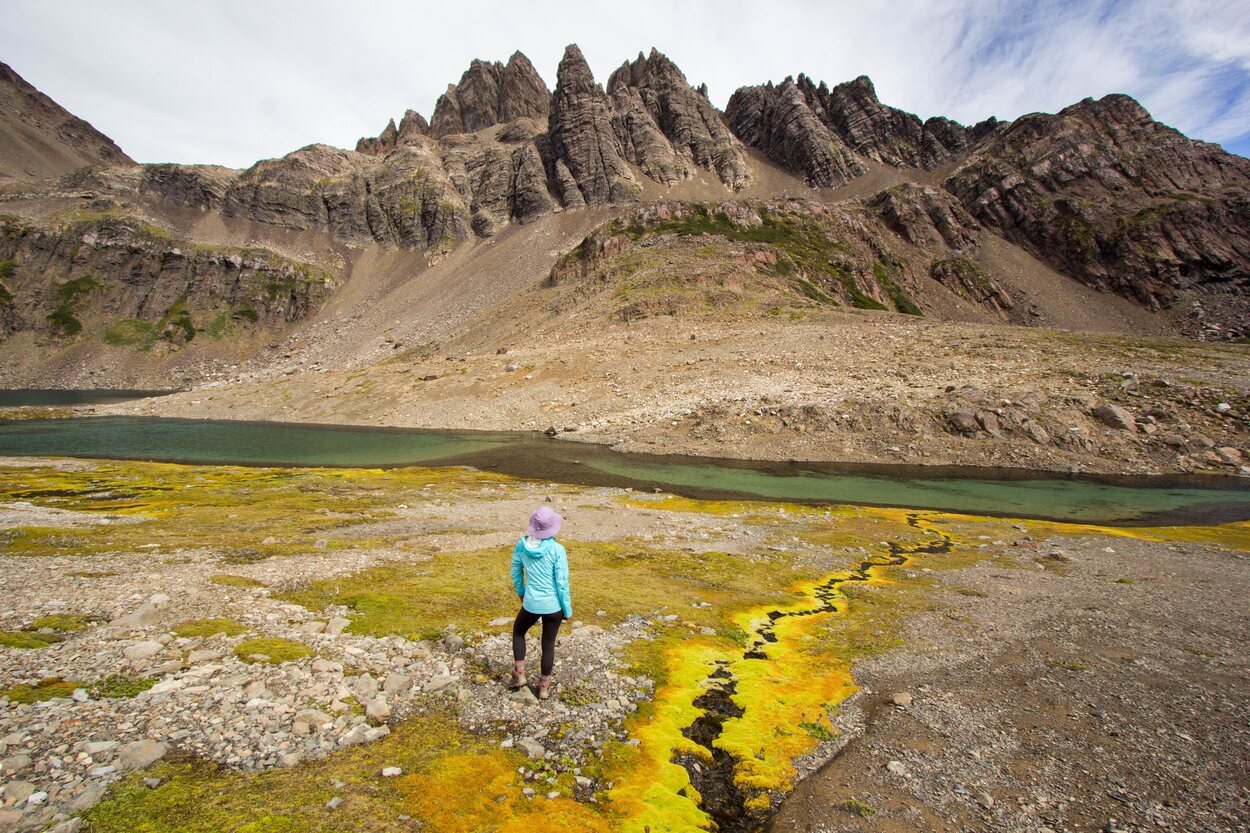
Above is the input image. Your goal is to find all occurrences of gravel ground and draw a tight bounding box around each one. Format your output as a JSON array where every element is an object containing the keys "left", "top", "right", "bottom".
[{"left": 770, "top": 534, "right": 1250, "bottom": 833}]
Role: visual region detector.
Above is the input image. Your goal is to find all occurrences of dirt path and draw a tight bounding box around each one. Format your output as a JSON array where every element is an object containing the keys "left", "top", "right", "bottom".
[{"left": 769, "top": 534, "right": 1250, "bottom": 833}]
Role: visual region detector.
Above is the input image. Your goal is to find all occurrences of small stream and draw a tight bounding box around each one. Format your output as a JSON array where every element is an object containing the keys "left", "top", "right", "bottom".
[{"left": 674, "top": 514, "right": 952, "bottom": 832}]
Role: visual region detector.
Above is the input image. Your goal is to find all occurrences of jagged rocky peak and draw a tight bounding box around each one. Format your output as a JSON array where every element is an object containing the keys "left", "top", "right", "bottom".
[
  {"left": 429, "top": 51, "right": 549, "bottom": 138},
  {"left": 606, "top": 48, "right": 752, "bottom": 191},
  {"left": 794, "top": 73, "right": 972, "bottom": 168},
  {"left": 548, "top": 43, "right": 638, "bottom": 206},
  {"left": 356, "top": 109, "right": 429, "bottom": 155},
  {"left": 725, "top": 77, "right": 866, "bottom": 188},
  {"left": 945, "top": 92, "right": 1250, "bottom": 309}
]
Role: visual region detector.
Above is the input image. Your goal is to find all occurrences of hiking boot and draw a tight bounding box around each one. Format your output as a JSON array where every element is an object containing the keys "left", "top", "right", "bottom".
[
  {"left": 537, "top": 675, "right": 552, "bottom": 700},
  {"left": 509, "top": 665, "right": 527, "bottom": 689}
]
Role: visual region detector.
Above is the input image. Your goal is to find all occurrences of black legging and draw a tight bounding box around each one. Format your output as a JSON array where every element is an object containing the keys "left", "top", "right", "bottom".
[{"left": 512, "top": 608, "right": 563, "bottom": 676}]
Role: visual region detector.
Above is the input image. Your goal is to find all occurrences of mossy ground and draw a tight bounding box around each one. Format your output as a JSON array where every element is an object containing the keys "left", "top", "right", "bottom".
[
  {"left": 174, "top": 618, "right": 248, "bottom": 639},
  {"left": 234, "top": 637, "right": 313, "bottom": 664},
  {"left": 3, "top": 676, "right": 84, "bottom": 703},
  {"left": 6, "top": 457, "right": 1246, "bottom": 832}
]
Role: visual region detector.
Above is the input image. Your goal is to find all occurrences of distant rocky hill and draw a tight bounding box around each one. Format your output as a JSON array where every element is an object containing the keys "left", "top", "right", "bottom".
[
  {"left": 0, "top": 61, "right": 133, "bottom": 182},
  {"left": 0, "top": 44, "right": 1246, "bottom": 387}
]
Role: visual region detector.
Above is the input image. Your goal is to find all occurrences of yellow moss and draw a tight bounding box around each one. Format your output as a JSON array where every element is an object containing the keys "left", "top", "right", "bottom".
[
  {"left": 209, "top": 574, "right": 267, "bottom": 588},
  {"left": 399, "top": 751, "right": 611, "bottom": 833}
]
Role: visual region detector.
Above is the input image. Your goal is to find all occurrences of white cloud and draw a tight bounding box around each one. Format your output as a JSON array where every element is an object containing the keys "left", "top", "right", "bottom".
[{"left": 1, "top": 0, "right": 1246, "bottom": 166}]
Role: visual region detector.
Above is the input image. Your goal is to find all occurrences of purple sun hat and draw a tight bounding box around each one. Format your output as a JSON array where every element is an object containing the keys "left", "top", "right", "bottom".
[{"left": 526, "top": 506, "right": 563, "bottom": 539}]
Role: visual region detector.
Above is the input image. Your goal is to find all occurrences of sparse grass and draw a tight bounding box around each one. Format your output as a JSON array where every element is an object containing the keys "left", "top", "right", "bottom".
[
  {"left": 3, "top": 677, "right": 83, "bottom": 703},
  {"left": 209, "top": 573, "right": 267, "bottom": 588},
  {"left": 799, "top": 718, "right": 836, "bottom": 741},
  {"left": 234, "top": 637, "right": 312, "bottom": 664},
  {"left": 103, "top": 318, "right": 154, "bottom": 347},
  {"left": 47, "top": 275, "right": 99, "bottom": 337},
  {"left": 839, "top": 798, "right": 877, "bottom": 818},
  {"left": 173, "top": 618, "right": 247, "bottom": 639}
]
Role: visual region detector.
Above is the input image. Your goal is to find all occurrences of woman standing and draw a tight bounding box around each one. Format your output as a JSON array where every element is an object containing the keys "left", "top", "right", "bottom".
[{"left": 509, "top": 506, "right": 572, "bottom": 700}]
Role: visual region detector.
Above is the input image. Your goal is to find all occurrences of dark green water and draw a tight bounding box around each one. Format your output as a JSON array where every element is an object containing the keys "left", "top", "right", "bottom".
[
  {"left": 0, "top": 390, "right": 178, "bottom": 407},
  {"left": 0, "top": 416, "right": 1247, "bottom": 526}
]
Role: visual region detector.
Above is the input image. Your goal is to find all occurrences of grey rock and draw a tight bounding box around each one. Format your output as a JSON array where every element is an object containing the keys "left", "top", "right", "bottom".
[
  {"left": 325, "top": 617, "right": 351, "bottom": 636},
  {"left": 1092, "top": 403, "right": 1138, "bottom": 432},
  {"left": 112, "top": 603, "right": 161, "bottom": 628},
  {"left": 365, "top": 697, "right": 391, "bottom": 721},
  {"left": 294, "top": 709, "right": 333, "bottom": 728},
  {"left": 116, "top": 740, "right": 167, "bottom": 772},
  {"left": 425, "top": 674, "right": 456, "bottom": 692},
  {"left": 123, "top": 641, "right": 164, "bottom": 662},
  {"left": 2, "top": 753, "right": 32, "bottom": 773},
  {"left": 383, "top": 672, "right": 411, "bottom": 695},
  {"left": 516, "top": 737, "right": 545, "bottom": 759}
]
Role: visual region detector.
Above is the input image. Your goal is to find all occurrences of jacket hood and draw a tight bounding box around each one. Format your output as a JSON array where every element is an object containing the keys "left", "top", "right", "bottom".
[{"left": 520, "top": 536, "right": 558, "bottom": 560}]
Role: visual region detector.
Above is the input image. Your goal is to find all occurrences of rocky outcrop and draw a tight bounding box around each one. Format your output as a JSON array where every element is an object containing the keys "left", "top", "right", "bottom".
[
  {"left": 429, "top": 53, "right": 549, "bottom": 138},
  {"left": 930, "top": 258, "right": 1014, "bottom": 314},
  {"left": 0, "top": 61, "right": 134, "bottom": 182},
  {"left": 0, "top": 215, "right": 335, "bottom": 343},
  {"left": 607, "top": 49, "right": 752, "bottom": 190},
  {"left": 944, "top": 94, "right": 1250, "bottom": 308},
  {"left": 795, "top": 75, "right": 979, "bottom": 169},
  {"left": 725, "top": 79, "right": 866, "bottom": 187},
  {"left": 356, "top": 110, "right": 428, "bottom": 155},
  {"left": 870, "top": 184, "right": 980, "bottom": 250},
  {"left": 547, "top": 45, "right": 639, "bottom": 206}
]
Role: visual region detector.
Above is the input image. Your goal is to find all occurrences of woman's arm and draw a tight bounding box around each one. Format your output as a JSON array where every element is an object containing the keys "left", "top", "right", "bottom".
[
  {"left": 555, "top": 544, "right": 572, "bottom": 618},
  {"left": 510, "top": 541, "right": 526, "bottom": 599}
]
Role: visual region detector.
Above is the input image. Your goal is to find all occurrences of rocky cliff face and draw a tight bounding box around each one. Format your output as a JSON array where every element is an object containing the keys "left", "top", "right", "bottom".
[
  {"left": 795, "top": 74, "right": 983, "bottom": 169},
  {"left": 429, "top": 52, "right": 549, "bottom": 138},
  {"left": 726, "top": 79, "right": 866, "bottom": 187},
  {"left": 607, "top": 49, "right": 752, "bottom": 191},
  {"left": 944, "top": 94, "right": 1250, "bottom": 310},
  {"left": 0, "top": 214, "right": 334, "bottom": 346},
  {"left": 547, "top": 45, "right": 640, "bottom": 206},
  {"left": 0, "top": 61, "right": 134, "bottom": 182}
]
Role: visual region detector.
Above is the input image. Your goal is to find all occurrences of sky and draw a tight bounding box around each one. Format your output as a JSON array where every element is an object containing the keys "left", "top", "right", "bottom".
[{"left": 3, "top": 0, "right": 1248, "bottom": 168}]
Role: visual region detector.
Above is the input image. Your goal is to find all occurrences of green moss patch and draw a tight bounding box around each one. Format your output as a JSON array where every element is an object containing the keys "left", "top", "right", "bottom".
[
  {"left": 173, "top": 618, "right": 247, "bottom": 639},
  {"left": 84, "top": 714, "right": 503, "bottom": 833},
  {"left": 29, "top": 613, "right": 92, "bottom": 632},
  {"left": 3, "top": 677, "right": 84, "bottom": 703},
  {"left": 234, "top": 637, "right": 312, "bottom": 664},
  {"left": 91, "top": 674, "right": 158, "bottom": 698},
  {"left": 0, "top": 630, "right": 63, "bottom": 649}
]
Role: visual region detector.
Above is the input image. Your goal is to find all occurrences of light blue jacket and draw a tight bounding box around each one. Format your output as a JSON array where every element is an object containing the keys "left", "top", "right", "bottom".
[{"left": 511, "top": 536, "right": 572, "bottom": 617}]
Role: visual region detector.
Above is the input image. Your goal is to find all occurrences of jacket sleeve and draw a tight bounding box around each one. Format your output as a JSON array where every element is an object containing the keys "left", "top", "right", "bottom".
[
  {"left": 555, "top": 544, "right": 572, "bottom": 618},
  {"left": 510, "top": 540, "right": 526, "bottom": 597}
]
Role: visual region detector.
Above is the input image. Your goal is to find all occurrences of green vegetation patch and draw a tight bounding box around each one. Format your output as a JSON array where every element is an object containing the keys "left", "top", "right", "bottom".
[
  {"left": 29, "top": 614, "right": 92, "bottom": 632},
  {"left": 3, "top": 677, "right": 84, "bottom": 703},
  {"left": 173, "top": 618, "right": 247, "bottom": 639},
  {"left": 103, "top": 318, "right": 155, "bottom": 347},
  {"left": 281, "top": 538, "right": 817, "bottom": 642},
  {"left": 234, "top": 637, "right": 312, "bottom": 664},
  {"left": 0, "top": 630, "right": 63, "bottom": 649},
  {"left": 91, "top": 674, "right": 158, "bottom": 698},
  {"left": 84, "top": 714, "right": 512, "bottom": 833},
  {"left": 47, "top": 275, "right": 100, "bottom": 337},
  {"left": 872, "top": 259, "right": 922, "bottom": 316}
]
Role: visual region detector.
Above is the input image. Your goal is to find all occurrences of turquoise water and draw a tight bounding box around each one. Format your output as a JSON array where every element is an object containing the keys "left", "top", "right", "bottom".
[{"left": 0, "top": 416, "right": 1246, "bottom": 525}]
